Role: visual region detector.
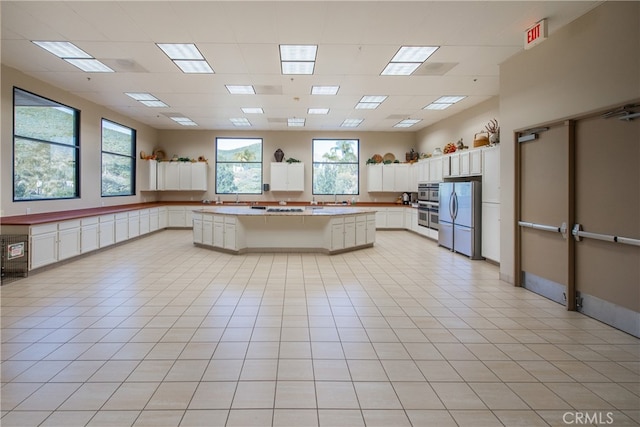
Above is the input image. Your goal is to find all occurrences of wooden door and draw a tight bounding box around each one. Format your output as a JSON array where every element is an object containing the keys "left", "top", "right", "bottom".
[
  {"left": 573, "top": 110, "right": 640, "bottom": 334},
  {"left": 516, "top": 122, "right": 574, "bottom": 306}
]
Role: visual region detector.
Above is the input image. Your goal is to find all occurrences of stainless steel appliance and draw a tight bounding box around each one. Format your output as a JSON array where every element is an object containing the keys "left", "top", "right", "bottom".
[
  {"left": 418, "top": 183, "right": 439, "bottom": 229},
  {"left": 438, "top": 181, "right": 482, "bottom": 259},
  {"left": 418, "top": 182, "right": 439, "bottom": 203}
]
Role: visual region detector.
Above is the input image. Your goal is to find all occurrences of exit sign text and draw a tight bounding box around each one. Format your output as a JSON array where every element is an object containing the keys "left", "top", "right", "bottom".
[{"left": 524, "top": 19, "right": 547, "bottom": 50}]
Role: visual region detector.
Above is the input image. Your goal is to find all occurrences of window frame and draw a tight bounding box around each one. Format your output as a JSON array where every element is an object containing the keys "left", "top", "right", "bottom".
[
  {"left": 311, "top": 138, "right": 360, "bottom": 196},
  {"left": 12, "top": 87, "right": 81, "bottom": 202},
  {"left": 215, "top": 137, "right": 264, "bottom": 195},
  {"left": 100, "top": 118, "right": 137, "bottom": 197}
]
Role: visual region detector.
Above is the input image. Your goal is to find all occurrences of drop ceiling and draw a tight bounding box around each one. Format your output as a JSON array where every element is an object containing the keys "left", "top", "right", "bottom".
[{"left": 1, "top": 1, "right": 602, "bottom": 132}]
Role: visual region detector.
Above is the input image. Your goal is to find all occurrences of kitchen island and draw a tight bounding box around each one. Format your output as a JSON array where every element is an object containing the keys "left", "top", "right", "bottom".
[{"left": 192, "top": 205, "right": 376, "bottom": 254}]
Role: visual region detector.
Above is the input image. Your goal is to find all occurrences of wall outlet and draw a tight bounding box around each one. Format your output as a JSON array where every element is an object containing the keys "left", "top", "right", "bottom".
[{"left": 26, "top": 207, "right": 31, "bottom": 214}]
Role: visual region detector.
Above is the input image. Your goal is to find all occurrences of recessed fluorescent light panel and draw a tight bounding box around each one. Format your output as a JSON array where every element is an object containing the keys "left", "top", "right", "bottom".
[
  {"left": 308, "top": 108, "right": 329, "bottom": 115},
  {"left": 311, "top": 86, "right": 339, "bottom": 95},
  {"left": 288, "top": 118, "right": 305, "bottom": 127},
  {"left": 226, "top": 85, "right": 256, "bottom": 94},
  {"left": 424, "top": 95, "right": 466, "bottom": 110},
  {"left": 32, "top": 41, "right": 114, "bottom": 72},
  {"left": 280, "top": 45, "right": 317, "bottom": 75},
  {"left": 242, "top": 107, "right": 264, "bottom": 114},
  {"left": 125, "top": 92, "right": 168, "bottom": 108},
  {"left": 394, "top": 119, "right": 422, "bottom": 128},
  {"left": 356, "top": 95, "right": 388, "bottom": 110},
  {"left": 341, "top": 118, "right": 363, "bottom": 128},
  {"left": 170, "top": 116, "right": 198, "bottom": 126},
  {"left": 156, "top": 43, "right": 213, "bottom": 73},
  {"left": 230, "top": 118, "right": 252, "bottom": 127},
  {"left": 381, "top": 45, "right": 439, "bottom": 76}
]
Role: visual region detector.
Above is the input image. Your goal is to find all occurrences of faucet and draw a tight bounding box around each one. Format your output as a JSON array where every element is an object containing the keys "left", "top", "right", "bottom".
[
  {"left": 235, "top": 192, "right": 239, "bottom": 204},
  {"left": 334, "top": 193, "right": 337, "bottom": 204}
]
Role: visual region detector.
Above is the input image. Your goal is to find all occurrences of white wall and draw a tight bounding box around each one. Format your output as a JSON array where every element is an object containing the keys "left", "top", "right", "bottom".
[
  {"left": 1, "top": 65, "right": 159, "bottom": 218},
  {"left": 415, "top": 97, "right": 500, "bottom": 156},
  {"left": 498, "top": 1, "right": 640, "bottom": 284},
  {"left": 155, "top": 129, "right": 417, "bottom": 204}
]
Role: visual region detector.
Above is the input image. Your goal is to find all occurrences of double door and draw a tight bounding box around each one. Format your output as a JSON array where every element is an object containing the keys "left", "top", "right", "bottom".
[{"left": 516, "top": 102, "right": 639, "bottom": 336}]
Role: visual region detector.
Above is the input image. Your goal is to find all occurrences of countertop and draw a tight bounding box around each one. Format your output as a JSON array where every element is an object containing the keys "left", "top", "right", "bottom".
[
  {"left": 194, "top": 206, "right": 373, "bottom": 216},
  {"left": 1, "top": 201, "right": 414, "bottom": 226}
]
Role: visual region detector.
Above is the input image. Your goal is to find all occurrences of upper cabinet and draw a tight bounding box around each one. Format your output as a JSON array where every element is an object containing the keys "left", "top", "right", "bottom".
[
  {"left": 367, "top": 164, "right": 412, "bottom": 192},
  {"left": 270, "top": 162, "right": 304, "bottom": 191},
  {"left": 151, "top": 161, "right": 208, "bottom": 191},
  {"left": 444, "top": 147, "right": 483, "bottom": 178}
]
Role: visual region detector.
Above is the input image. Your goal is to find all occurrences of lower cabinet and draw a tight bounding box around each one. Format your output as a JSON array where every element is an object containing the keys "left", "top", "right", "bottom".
[
  {"left": 355, "top": 216, "right": 366, "bottom": 246},
  {"left": 115, "top": 213, "right": 128, "bottom": 243},
  {"left": 192, "top": 213, "right": 203, "bottom": 244},
  {"left": 58, "top": 220, "right": 81, "bottom": 261},
  {"left": 81, "top": 217, "right": 99, "bottom": 254},
  {"left": 99, "top": 215, "right": 115, "bottom": 248},
  {"left": 482, "top": 202, "right": 500, "bottom": 262},
  {"left": 224, "top": 217, "right": 238, "bottom": 250},
  {"left": 30, "top": 220, "right": 81, "bottom": 270}
]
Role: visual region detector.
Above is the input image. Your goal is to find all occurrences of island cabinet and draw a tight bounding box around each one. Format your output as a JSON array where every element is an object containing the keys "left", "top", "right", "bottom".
[{"left": 270, "top": 162, "right": 304, "bottom": 191}]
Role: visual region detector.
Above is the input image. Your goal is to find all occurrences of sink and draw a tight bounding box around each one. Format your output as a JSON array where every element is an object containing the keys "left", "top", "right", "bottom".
[
  {"left": 325, "top": 203, "right": 349, "bottom": 206},
  {"left": 223, "top": 202, "right": 249, "bottom": 206}
]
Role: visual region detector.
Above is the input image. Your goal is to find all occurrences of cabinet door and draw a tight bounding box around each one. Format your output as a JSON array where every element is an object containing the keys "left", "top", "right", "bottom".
[
  {"left": 168, "top": 207, "right": 187, "bottom": 227},
  {"left": 270, "top": 163, "right": 289, "bottom": 191},
  {"left": 355, "top": 220, "right": 366, "bottom": 246},
  {"left": 382, "top": 165, "right": 395, "bottom": 191},
  {"left": 163, "top": 162, "right": 181, "bottom": 190},
  {"left": 213, "top": 221, "right": 224, "bottom": 247},
  {"left": 367, "top": 164, "right": 383, "bottom": 192},
  {"left": 203, "top": 219, "right": 214, "bottom": 246},
  {"left": 115, "top": 214, "right": 128, "bottom": 242},
  {"left": 158, "top": 208, "right": 168, "bottom": 229},
  {"left": 459, "top": 152, "right": 470, "bottom": 176},
  {"left": 193, "top": 219, "right": 203, "bottom": 244},
  {"left": 429, "top": 158, "right": 443, "bottom": 182},
  {"left": 331, "top": 222, "right": 344, "bottom": 251},
  {"left": 366, "top": 217, "right": 376, "bottom": 244},
  {"left": 139, "top": 211, "right": 150, "bottom": 235},
  {"left": 31, "top": 232, "right": 58, "bottom": 269},
  {"left": 191, "top": 162, "right": 208, "bottom": 191},
  {"left": 287, "top": 163, "right": 304, "bottom": 191},
  {"left": 469, "top": 149, "right": 482, "bottom": 176},
  {"left": 394, "top": 164, "right": 410, "bottom": 192},
  {"left": 149, "top": 209, "right": 160, "bottom": 231},
  {"left": 99, "top": 219, "right": 115, "bottom": 248},
  {"left": 449, "top": 153, "right": 461, "bottom": 177},
  {"left": 375, "top": 209, "right": 387, "bottom": 228},
  {"left": 482, "top": 146, "right": 500, "bottom": 203},
  {"left": 482, "top": 202, "right": 500, "bottom": 262},
  {"left": 58, "top": 226, "right": 81, "bottom": 261},
  {"left": 344, "top": 218, "right": 356, "bottom": 248},
  {"left": 139, "top": 159, "right": 158, "bottom": 191},
  {"left": 224, "top": 223, "right": 237, "bottom": 250},
  {"left": 179, "top": 162, "right": 192, "bottom": 190},
  {"left": 387, "top": 209, "right": 404, "bottom": 228},
  {"left": 81, "top": 224, "right": 99, "bottom": 254},
  {"left": 128, "top": 212, "right": 140, "bottom": 238}
]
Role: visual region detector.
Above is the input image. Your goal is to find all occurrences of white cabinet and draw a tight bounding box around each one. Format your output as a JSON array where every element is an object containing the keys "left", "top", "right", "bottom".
[
  {"left": 149, "top": 208, "right": 160, "bottom": 232},
  {"left": 30, "top": 223, "right": 58, "bottom": 269},
  {"left": 429, "top": 157, "right": 445, "bottom": 182},
  {"left": 482, "top": 146, "right": 500, "bottom": 203},
  {"left": 367, "top": 164, "right": 384, "bottom": 192},
  {"left": 366, "top": 213, "right": 376, "bottom": 244},
  {"left": 167, "top": 206, "right": 188, "bottom": 227},
  {"left": 355, "top": 216, "right": 367, "bottom": 246},
  {"left": 30, "top": 221, "right": 81, "bottom": 269},
  {"left": 344, "top": 216, "right": 356, "bottom": 248},
  {"left": 367, "top": 164, "right": 412, "bottom": 192},
  {"left": 213, "top": 216, "right": 224, "bottom": 247},
  {"left": 139, "top": 209, "right": 150, "bottom": 235},
  {"left": 329, "top": 218, "right": 345, "bottom": 251},
  {"left": 127, "top": 211, "right": 140, "bottom": 239},
  {"left": 224, "top": 217, "right": 238, "bottom": 250},
  {"left": 139, "top": 159, "right": 158, "bottom": 191},
  {"left": 271, "top": 162, "right": 304, "bottom": 191},
  {"left": 482, "top": 203, "right": 500, "bottom": 262},
  {"left": 158, "top": 162, "right": 208, "bottom": 191},
  {"left": 417, "top": 159, "right": 430, "bottom": 183},
  {"left": 192, "top": 213, "right": 203, "bottom": 244},
  {"left": 374, "top": 207, "right": 405, "bottom": 229},
  {"left": 81, "top": 217, "right": 99, "bottom": 254},
  {"left": 99, "top": 215, "right": 115, "bottom": 248},
  {"left": 158, "top": 207, "right": 168, "bottom": 229},
  {"left": 202, "top": 215, "right": 214, "bottom": 246},
  {"left": 57, "top": 220, "right": 81, "bottom": 261},
  {"left": 115, "top": 213, "right": 128, "bottom": 243},
  {"left": 446, "top": 148, "right": 483, "bottom": 178}
]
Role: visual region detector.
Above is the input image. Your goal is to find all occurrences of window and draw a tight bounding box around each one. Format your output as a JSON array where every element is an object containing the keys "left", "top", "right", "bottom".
[
  {"left": 215, "top": 137, "right": 262, "bottom": 194},
  {"left": 312, "top": 139, "right": 359, "bottom": 195},
  {"left": 101, "top": 119, "right": 136, "bottom": 196},
  {"left": 13, "top": 88, "right": 80, "bottom": 201}
]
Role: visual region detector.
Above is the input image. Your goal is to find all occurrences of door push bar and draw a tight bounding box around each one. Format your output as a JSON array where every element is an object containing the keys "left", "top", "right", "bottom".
[
  {"left": 518, "top": 221, "right": 568, "bottom": 239},
  {"left": 572, "top": 224, "right": 640, "bottom": 247}
]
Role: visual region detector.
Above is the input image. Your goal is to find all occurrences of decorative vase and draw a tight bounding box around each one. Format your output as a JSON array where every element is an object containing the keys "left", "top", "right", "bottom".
[{"left": 274, "top": 149, "right": 285, "bottom": 162}]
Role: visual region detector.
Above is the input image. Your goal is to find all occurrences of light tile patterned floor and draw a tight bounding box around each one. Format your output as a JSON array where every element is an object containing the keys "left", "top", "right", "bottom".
[{"left": 1, "top": 230, "right": 639, "bottom": 426}]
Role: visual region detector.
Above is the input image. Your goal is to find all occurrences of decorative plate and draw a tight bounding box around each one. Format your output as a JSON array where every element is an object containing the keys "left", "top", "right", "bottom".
[
  {"left": 383, "top": 152, "right": 396, "bottom": 163},
  {"left": 153, "top": 149, "right": 166, "bottom": 160},
  {"left": 371, "top": 154, "right": 383, "bottom": 163}
]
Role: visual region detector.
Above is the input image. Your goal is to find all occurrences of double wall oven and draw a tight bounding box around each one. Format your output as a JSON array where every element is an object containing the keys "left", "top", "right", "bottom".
[{"left": 418, "top": 182, "right": 439, "bottom": 230}]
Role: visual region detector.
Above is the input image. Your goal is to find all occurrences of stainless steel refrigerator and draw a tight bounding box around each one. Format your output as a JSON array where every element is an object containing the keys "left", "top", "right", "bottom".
[{"left": 438, "top": 181, "right": 482, "bottom": 259}]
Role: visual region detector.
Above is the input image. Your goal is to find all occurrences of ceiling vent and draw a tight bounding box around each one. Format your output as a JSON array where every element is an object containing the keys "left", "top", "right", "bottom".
[
  {"left": 413, "top": 62, "right": 458, "bottom": 76},
  {"left": 255, "top": 85, "right": 283, "bottom": 95},
  {"left": 100, "top": 58, "right": 148, "bottom": 73}
]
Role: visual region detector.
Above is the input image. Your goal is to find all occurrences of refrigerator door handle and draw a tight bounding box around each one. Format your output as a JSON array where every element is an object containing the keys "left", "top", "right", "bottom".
[
  {"left": 449, "top": 191, "right": 455, "bottom": 220},
  {"left": 452, "top": 191, "right": 458, "bottom": 220}
]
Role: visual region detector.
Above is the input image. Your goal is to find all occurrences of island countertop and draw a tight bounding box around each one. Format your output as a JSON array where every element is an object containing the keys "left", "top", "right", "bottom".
[{"left": 193, "top": 205, "right": 375, "bottom": 216}]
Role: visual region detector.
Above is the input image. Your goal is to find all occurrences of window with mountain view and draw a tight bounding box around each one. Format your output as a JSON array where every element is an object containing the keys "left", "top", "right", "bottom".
[
  {"left": 312, "top": 139, "right": 359, "bottom": 195},
  {"left": 101, "top": 119, "right": 136, "bottom": 197},
  {"left": 215, "top": 137, "right": 263, "bottom": 194},
  {"left": 13, "top": 88, "right": 80, "bottom": 201}
]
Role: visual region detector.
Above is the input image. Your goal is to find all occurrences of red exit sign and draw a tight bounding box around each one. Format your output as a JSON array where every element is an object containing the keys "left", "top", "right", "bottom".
[{"left": 524, "top": 19, "right": 547, "bottom": 50}]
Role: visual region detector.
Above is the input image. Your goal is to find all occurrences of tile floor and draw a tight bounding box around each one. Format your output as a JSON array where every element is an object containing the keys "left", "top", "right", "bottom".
[{"left": 1, "top": 229, "right": 639, "bottom": 427}]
